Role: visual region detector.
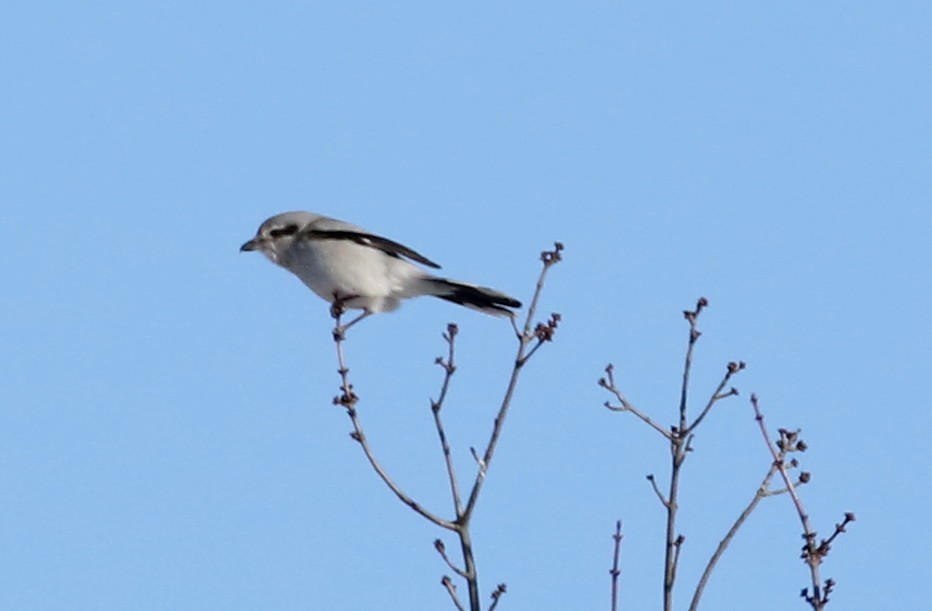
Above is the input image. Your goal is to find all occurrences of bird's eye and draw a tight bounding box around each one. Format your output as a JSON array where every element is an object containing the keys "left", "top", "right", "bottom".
[{"left": 269, "top": 224, "right": 299, "bottom": 238}]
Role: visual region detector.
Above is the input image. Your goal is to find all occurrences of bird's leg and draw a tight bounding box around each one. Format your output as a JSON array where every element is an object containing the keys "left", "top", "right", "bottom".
[
  {"left": 330, "top": 294, "right": 370, "bottom": 339},
  {"left": 341, "top": 311, "right": 371, "bottom": 332}
]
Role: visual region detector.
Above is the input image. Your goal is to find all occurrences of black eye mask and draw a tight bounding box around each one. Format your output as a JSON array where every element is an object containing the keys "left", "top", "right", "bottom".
[{"left": 269, "top": 224, "right": 299, "bottom": 238}]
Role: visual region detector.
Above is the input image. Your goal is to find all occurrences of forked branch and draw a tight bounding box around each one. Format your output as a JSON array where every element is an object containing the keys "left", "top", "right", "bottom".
[
  {"left": 332, "top": 307, "right": 455, "bottom": 530},
  {"left": 330, "top": 243, "right": 563, "bottom": 611},
  {"left": 751, "top": 394, "right": 855, "bottom": 610},
  {"left": 461, "top": 243, "right": 563, "bottom": 523},
  {"left": 600, "top": 298, "right": 743, "bottom": 611},
  {"left": 601, "top": 299, "right": 852, "bottom": 611}
]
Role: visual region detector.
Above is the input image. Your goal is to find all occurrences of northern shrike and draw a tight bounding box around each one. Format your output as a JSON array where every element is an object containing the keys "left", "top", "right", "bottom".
[{"left": 241, "top": 211, "right": 521, "bottom": 329}]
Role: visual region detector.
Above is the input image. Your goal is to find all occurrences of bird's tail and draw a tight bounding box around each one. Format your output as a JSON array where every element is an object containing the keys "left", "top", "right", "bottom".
[{"left": 421, "top": 278, "right": 522, "bottom": 317}]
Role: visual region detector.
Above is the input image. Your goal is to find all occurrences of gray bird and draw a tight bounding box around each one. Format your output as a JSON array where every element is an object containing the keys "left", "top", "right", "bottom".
[{"left": 241, "top": 211, "right": 521, "bottom": 329}]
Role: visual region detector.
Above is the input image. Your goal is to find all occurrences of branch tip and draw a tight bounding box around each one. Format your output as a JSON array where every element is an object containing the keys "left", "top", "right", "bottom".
[
  {"left": 610, "top": 518, "right": 624, "bottom": 611},
  {"left": 727, "top": 361, "right": 747, "bottom": 374},
  {"left": 540, "top": 241, "right": 564, "bottom": 266},
  {"left": 533, "top": 312, "right": 561, "bottom": 343},
  {"left": 489, "top": 583, "right": 508, "bottom": 611}
]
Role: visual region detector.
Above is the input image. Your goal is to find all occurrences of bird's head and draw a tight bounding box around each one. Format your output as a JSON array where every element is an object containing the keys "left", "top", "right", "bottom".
[{"left": 240, "top": 211, "right": 321, "bottom": 264}]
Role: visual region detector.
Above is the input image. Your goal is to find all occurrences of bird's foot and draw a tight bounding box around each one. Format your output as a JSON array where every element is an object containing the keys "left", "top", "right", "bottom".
[{"left": 330, "top": 295, "right": 369, "bottom": 340}]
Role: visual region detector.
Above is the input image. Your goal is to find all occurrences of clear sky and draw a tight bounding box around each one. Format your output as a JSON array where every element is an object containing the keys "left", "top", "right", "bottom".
[{"left": 2, "top": 2, "right": 930, "bottom": 610}]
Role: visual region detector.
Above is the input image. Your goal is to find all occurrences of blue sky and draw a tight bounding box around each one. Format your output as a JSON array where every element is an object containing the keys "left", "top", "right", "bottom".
[{"left": 2, "top": 2, "right": 930, "bottom": 609}]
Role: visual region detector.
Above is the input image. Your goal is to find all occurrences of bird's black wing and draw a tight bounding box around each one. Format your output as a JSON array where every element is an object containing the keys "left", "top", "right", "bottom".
[{"left": 303, "top": 229, "right": 442, "bottom": 269}]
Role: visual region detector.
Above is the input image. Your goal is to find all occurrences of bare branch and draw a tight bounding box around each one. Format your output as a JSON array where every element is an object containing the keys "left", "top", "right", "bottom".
[
  {"left": 751, "top": 395, "right": 821, "bottom": 604},
  {"left": 751, "top": 395, "right": 855, "bottom": 610},
  {"left": 469, "top": 446, "right": 485, "bottom": 471},
  {"left": 488, "top": 583, "right": 507, "bottom": 611},
  {"left": 602, "top": 298, "right": 721, "bottom": 611},
  {"left": 332, "top": 309, "right": 455, "bottom": 531},
  {"left": 432, "top": 323, "right": 465, "bottom": 517},
  {"left": 610, "top": 520, "right": 624, "bottom": 611},
  {"left": 820, "top": 513, "right": 857, "bottom": 554},
  {"left": 508, "top": 315, "right": 521, "bottom": 339},
  {"left": 600, "top": 297, "right": 851, "bottom": 611},
  {"left": 518, "top": 313, "right": 561, "bottom": 366},
  {"left": 442, "top": 576, "right": 467, "bottom": 611},
  {"left": 677, "top": 297, "right": 709, "bottom": 431},
  {"left": 329, "top": 244, "right": 562, "bottom": 611},
  {"left": 600, "top": 364, "right": 673, "bottom": 440},
  {"left": 447, "top": 243, "right": 561, "bottom": 611},
  {"left": 646, "top": 474, "right": 669, "bottom": 508},
  {"left": 688, "top": 461, "right": 781, "bottom": 611},
  {"left": 686, "top": 361, "right": 744, "bottom": 434},
  {"left": 462, "top": 243, "right": 563, "bottom": 523},
  {"left": 671, "top": 535, "right": 685, "bottom": 583},
  {"left": 457, "top": 524, "right": 481, "bottom": 611},
  {"left": 662, "top": 298, "right": 709, "bottom": 611},
  {"left": 435, "top": 539, "right": 468, "bottom": 579}
]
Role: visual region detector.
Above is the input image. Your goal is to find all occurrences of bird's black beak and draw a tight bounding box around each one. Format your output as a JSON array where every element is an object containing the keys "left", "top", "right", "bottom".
[{"left": 240, "top": 239, "right": 259, "bottom": 252}]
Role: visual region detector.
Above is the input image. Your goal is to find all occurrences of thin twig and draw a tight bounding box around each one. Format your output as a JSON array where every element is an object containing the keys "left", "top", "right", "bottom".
[
  {"left": 600, "top": 364, "right": 673, "bottom": 440},
  {"left": 646, "top": 474, "right": 669, "bottom": 508},
  {"left": 508, "top": 315, "right": 521, "bottom": 339},
  {"left": 332, "top": 309, "right": 455, "bottom": 531},
  {"left": 435, "top": 539, "right": 468, "bottom": 579},
  {"left": 820, "top": 514, "right": 856, "bottom": 552},
  {"left": 519, "top": 337, "right": 546, "bottom": 365},
  {"left": 488, "top": 583, "right": 507, "bottom": 611},
  {"left": 677, "top": 297, "right": 708, "bottom": 432},
  {"left": 442, "top": 576, "right": 467, "bottom": 611},
  {"left": 671, "top": 535, "right": 685, "bottom": 585},
  {"left": 461, "top": 243, "right": 563, "bottom": 523},
  {"left": 688, "top": 462, "right": 782, "bottom": 611},
  {"left": 610, "top": 520, "right": 624, "bottom": 611},
  {"left": 432, "top": 323, "right": 465, "bottom": 517},
  {"left": 686, "top": 361, "right": 744, "bottom": 434}
]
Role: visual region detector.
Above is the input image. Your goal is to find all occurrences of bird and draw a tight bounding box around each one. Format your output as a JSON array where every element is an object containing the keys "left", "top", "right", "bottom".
[{"left": 240, "top": 211, "right": 521, "bottom": 330}]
